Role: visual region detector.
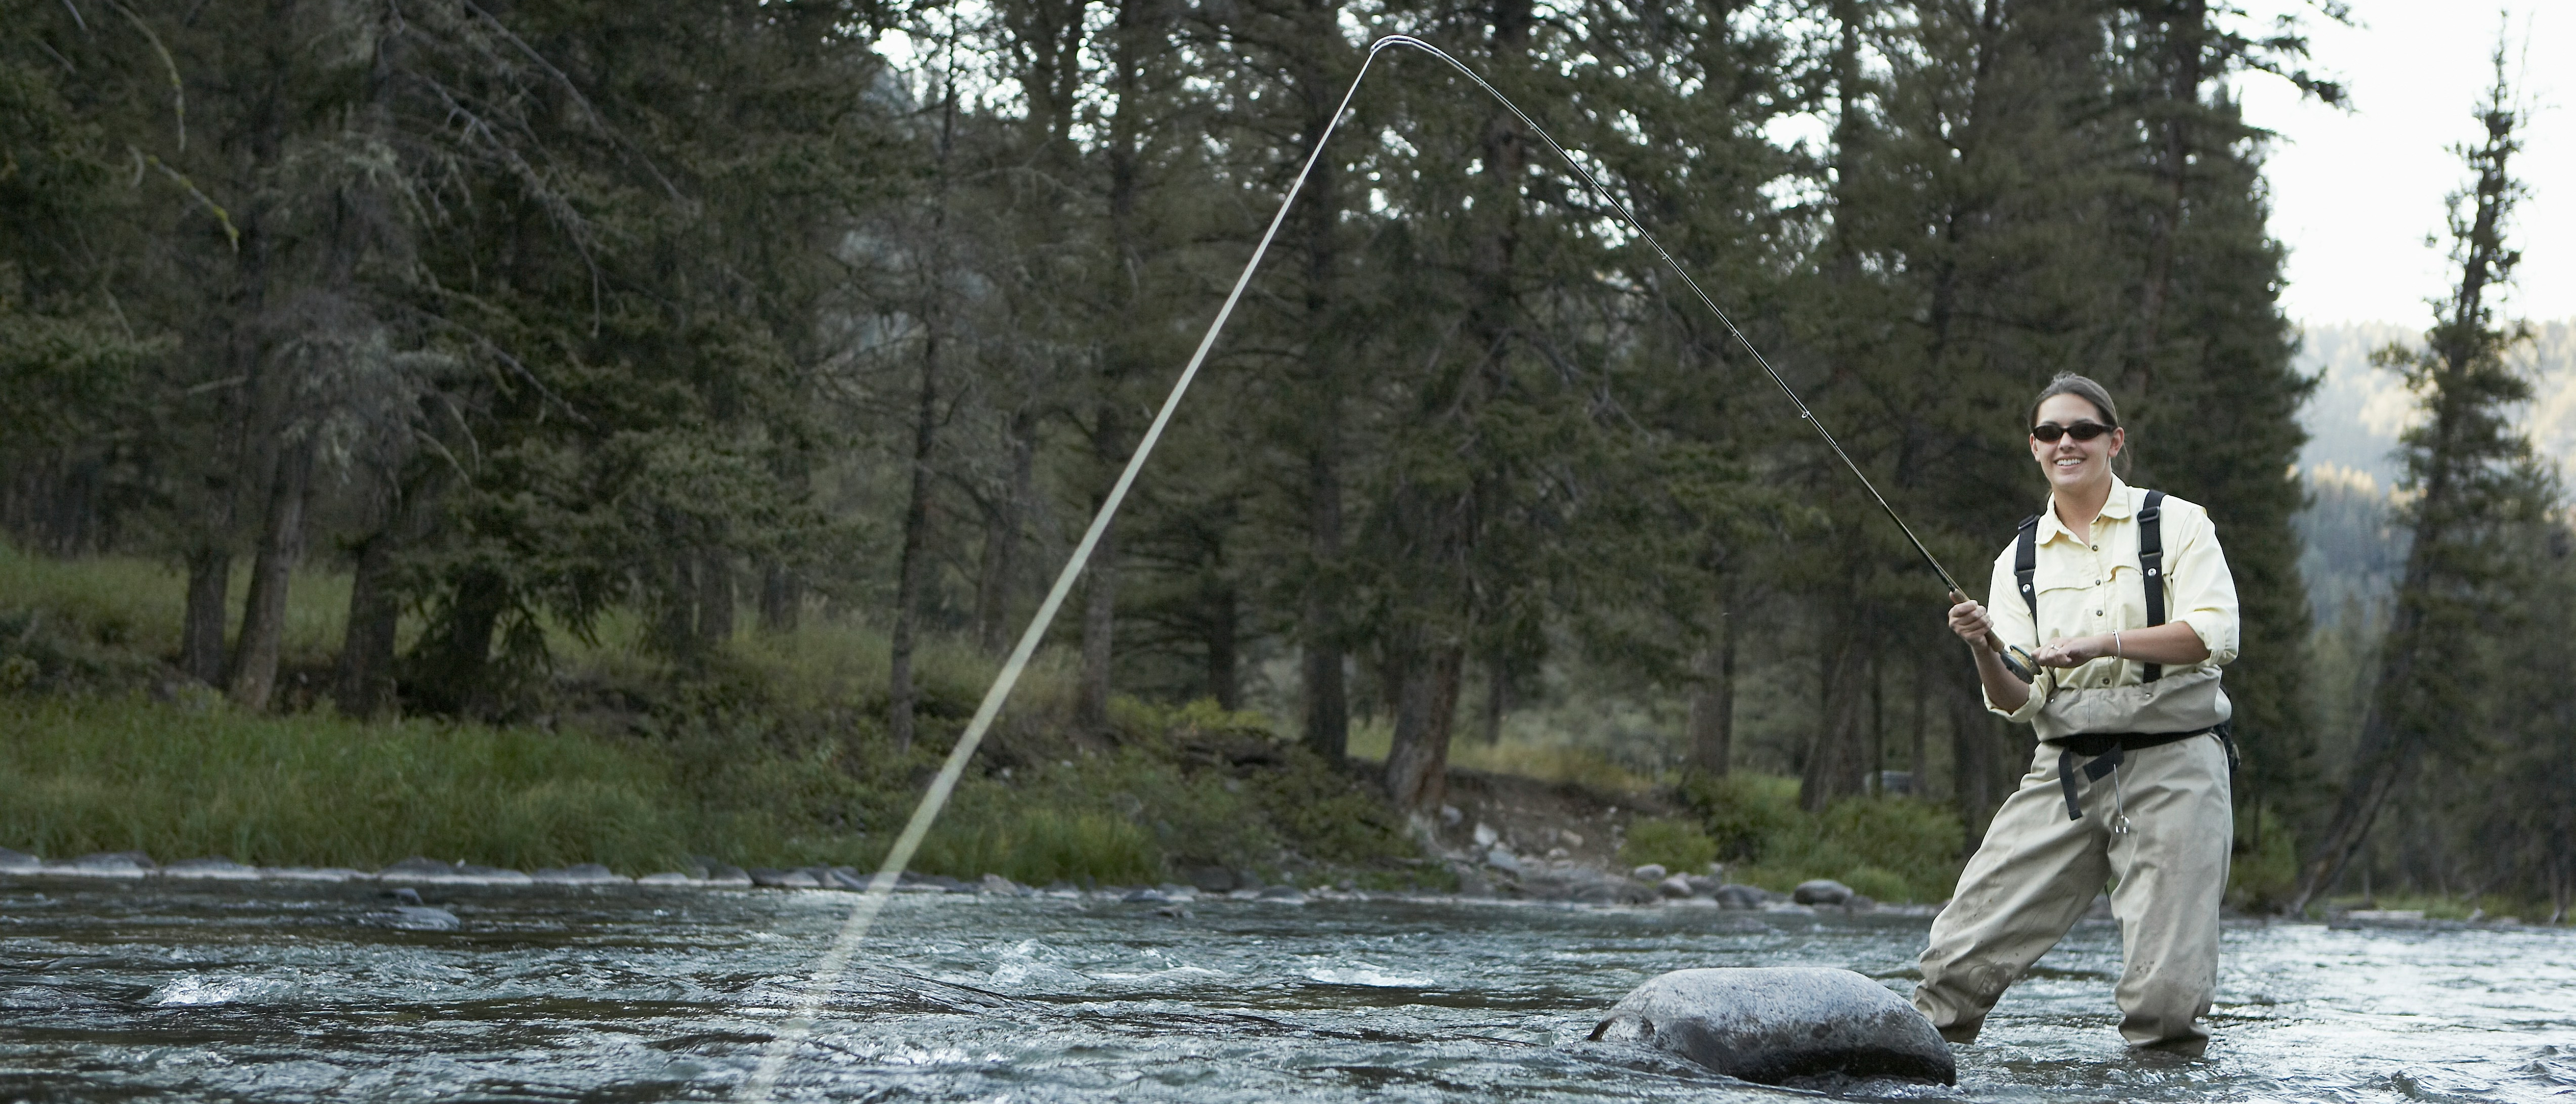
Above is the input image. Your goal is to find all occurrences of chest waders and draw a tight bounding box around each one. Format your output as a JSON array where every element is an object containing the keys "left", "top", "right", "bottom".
[{"left": 2014, "top": 490, "right": 2241, "bottom": 823}]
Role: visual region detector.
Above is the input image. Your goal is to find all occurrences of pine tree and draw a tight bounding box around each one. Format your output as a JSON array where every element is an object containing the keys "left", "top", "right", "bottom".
[{"left": 2289, "top": 47, "right": 2545, "bottom": 914}]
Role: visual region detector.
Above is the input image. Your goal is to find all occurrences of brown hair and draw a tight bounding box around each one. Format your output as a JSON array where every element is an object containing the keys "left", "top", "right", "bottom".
[{"left": 2029, "top": 372, "right": 2120, "bottom": 429}]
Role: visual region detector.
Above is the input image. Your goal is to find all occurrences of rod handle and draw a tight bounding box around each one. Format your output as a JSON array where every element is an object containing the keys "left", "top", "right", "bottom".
[{"left": 1948, "top": 590, "right": 2037, "bottom": 681}]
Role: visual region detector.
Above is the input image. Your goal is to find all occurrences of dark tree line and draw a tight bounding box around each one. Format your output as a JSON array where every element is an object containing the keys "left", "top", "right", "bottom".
[{"left": 28, "top": 0, "right": 2535, "bottom": 903}]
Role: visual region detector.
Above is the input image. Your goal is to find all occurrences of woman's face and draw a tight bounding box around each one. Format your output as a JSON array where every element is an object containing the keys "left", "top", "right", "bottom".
[{"left": 2030, "top": 393, "right": 2123, "bottom": 497}]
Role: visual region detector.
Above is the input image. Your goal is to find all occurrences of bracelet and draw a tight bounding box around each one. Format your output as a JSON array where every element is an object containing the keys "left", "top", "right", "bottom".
[{"left": 2113, "top": 630, "right": 2123, "bottom": 659}]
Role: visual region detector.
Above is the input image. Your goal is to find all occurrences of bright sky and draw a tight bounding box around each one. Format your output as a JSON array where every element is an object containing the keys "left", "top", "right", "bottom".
[{"left": 2237, "top": 1, "right": 2574, "bottom": 327}]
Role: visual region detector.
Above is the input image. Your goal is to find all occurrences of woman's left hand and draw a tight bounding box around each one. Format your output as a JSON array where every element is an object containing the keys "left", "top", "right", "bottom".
[{"left": 2032, "top": 635, "right": 2111, "bottom": 668}]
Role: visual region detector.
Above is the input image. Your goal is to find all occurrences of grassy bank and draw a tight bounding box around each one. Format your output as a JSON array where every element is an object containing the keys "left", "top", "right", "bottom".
[
  {"left": 0, "top": 544, "right": 1427, "bottom": 885},
  {"left": 0, "top": 542, "right": 2322, "bottom": 908},
  {"left": 0, "top": 692, "right": 1416, "bottom": 885}
]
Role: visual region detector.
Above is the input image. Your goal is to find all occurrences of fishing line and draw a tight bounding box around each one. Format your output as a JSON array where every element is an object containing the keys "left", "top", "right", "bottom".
[{"left": 738, "top": 32, "right": 2011, "bottom": 1100}]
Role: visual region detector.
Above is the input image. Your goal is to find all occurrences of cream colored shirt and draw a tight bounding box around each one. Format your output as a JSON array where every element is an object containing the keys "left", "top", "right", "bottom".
[{"left": 1982, "top": 476, "right": 2240, "bottom": 723}]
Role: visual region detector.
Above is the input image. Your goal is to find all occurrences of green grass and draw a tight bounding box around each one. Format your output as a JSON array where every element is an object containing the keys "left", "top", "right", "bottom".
[
  {"left": 0, "top": 695, "right": 697, "bottom": 871},
  {"left": 0, "top": 542, "right": 350, "bottom": 668}
]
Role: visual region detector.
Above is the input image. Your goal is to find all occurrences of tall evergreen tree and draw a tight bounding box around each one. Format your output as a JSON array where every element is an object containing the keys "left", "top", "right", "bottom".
[{"left": 2289, "top": 49, "right": 2545, "bottom": 914}]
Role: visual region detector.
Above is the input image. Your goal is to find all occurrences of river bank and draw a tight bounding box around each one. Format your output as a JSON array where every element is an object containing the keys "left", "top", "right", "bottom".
[{"left": 1, "top": 543, "right": 1991, "bottom": 905}]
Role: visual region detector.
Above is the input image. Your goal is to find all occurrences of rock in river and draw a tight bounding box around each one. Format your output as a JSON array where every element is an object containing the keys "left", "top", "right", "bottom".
[
  {"left": 1791, "top": 879, "right": 1853, "bottom": 906},
  {"left": 1588, "top": 967, "right": 1954, "bottom": 1086}
]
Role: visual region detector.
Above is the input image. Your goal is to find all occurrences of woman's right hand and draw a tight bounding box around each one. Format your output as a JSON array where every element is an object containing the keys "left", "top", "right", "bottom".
[{"left": 1948, "top": 597, "right": 1997, "bottom": 653}]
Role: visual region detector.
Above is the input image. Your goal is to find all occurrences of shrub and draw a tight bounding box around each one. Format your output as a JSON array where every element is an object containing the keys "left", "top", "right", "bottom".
[
  {"left": 1680, "top": 772, "right": 1967, "bottom": 903},
  {"left": 2228, "top": 806, "right": 2300, "bottom": 911},
  {"left": 915, "top": 807, "right": 1158, "bottom": 886},
  {"left": 1619, "top": 817, "right": 1718, "bottom": 873}
]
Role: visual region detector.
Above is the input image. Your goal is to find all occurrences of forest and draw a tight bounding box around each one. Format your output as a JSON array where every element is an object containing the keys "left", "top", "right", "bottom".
[{"left": 1, "top": 0, "right": 2565, "bottom": 916}]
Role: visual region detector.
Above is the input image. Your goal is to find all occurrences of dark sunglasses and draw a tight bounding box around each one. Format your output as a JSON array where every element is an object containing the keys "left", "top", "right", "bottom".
[{"left": 2031, "top": 421, "right": 2115, "bottom": 443}]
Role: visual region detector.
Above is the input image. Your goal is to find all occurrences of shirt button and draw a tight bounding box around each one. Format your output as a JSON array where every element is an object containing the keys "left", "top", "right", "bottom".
[{"left": 2095, "top": 610, "right": 2105, "bottom": 616}]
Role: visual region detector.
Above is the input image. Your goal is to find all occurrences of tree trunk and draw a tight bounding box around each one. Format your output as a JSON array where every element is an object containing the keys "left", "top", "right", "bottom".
[
  {"left": 333, "top": 527, "right": 402, "bottom": 719},
  {"left": 1075, "top": 515, "right": 1120, "bottom": 735},
  {"left": 1297, "top": 444, "right": 1347, "bottom": 758},
  {"left": 1687, "top": 604, "right": 1735, "bottom": 775},
  {"left": 696, "top": 548, "right": 734, "bottom": 646},
  {"left": 757, "top": 560, "right": 800, "bottom": 633},
  {"left": 1383, "top": 644, "right": 1464, "bottom": 811},
  {"left": 1949, "top": 675, "right": 2019, "bottom": 846},
  {"left": 226, "top": 440, "right": 313, "bottom": 710},
  {"left": 1911, "top": 648, "right": 1930, "bottom": 797},
  {"left": 182, "top": 546, "right": 232, "bottom": 685},
  {"left": 1479, "top": 655, "right": 1507, "bottom": 746},
  {"left": 1285, "top": 0, "right": 1352, "bottom": 763},
  {"left": 1204, "top": 577, "right": 1239, "bottom": 710},
  {"left": 973, "top": 408, "right": 1036, "bottom": 654},
  {"left": 890, "top": 320, "right": 941, "bottom": 752},
  {"left": 414, "top": 568, "right": 509, "bottom": 717},
  {"left": 658, "top": 554, "right": 700, "bottom": 655},
  {"left": 1801, "top": 612, "right": 1871, "bottom": 812}
]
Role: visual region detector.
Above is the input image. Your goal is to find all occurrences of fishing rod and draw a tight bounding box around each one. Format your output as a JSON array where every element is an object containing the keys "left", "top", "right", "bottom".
[
  {"left": 740, "top": 32, "right": 2030, "bottom": 1101},
  {"left": 1346, "top": 37, "right": 2039, "bottom": 677}
]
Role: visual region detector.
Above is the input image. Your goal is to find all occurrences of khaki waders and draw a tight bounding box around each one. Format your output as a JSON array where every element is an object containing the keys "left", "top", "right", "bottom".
[{"left": 1912, "top": 732, "right": 2232, "bottom": 1047}]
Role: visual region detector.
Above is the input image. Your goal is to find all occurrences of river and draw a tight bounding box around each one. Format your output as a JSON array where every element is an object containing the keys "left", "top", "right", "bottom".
[{"left": 2, "top": 876, "right": 2569, "bottom": 1101}]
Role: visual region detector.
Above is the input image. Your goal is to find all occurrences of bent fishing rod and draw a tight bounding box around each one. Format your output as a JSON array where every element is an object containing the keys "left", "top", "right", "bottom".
[
  {"left": 1343, "top": 36, "right": 2038, "bottom": 676},
  {"left": 739, "top": 32, "right": 2027, "bottom": 1101}
]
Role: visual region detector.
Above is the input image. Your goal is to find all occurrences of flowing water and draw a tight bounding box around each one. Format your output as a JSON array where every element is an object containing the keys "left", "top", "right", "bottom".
[{"left": 3, "top": 875, "right": 2570, "bottom": 1102}]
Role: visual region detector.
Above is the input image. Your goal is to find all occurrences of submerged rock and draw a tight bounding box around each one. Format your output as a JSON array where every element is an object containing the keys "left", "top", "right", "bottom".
[
  {"left": 1589, "top": 967, "right": 1953, "bottom": 1086},
  {"left": 365, "top": 888, "right": 462, "bottom": 931},
  {"left": 749, "top": 868, "right": 822, "bottom": 889},
  {"left": 637, "top": 872, "right": 697, "bottom": 886},
  {"left": 1255, "top": 885, "right": 1307, "bottom": 904},
  {"left": 378, "top": 857, "right": 530, "bottom": 886},
  {"left": 533, "top": 863, "right": 630, "bottom": 885},
  {"left": 54, "top": 852, "right": 154, "bottom": 877},
  {"left": 163, "top": 857, "right": 262, "bottom": 880},
  {"left": 260, "top": 866, "right": 370, "bottom": 881},
  {"left": 0, "top": 848, "right": 41, "bottom": 873}
]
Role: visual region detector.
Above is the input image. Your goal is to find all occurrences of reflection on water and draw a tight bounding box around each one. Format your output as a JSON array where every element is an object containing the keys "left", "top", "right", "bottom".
[{"left": 2, "top": 877, "right": 2570, "bottom": 1101}]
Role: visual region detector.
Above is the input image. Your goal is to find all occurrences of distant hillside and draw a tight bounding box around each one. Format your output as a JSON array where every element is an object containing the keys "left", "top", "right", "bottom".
[
  {"left": 2295, "top": 319, "right": 2576, "bottom": 484},
  {"left": 2291, "top": 319, "right": 2573, "bottom": 623}
]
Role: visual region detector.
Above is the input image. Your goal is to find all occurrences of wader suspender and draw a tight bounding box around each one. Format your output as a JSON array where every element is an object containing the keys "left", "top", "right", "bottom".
[{"left": 2015, "top": 492, "right": 2234, "bottom": 821}]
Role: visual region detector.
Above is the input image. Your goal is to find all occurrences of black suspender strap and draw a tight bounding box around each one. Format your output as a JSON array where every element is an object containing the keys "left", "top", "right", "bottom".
[
  {"left": 2014, "top": 514, "right": 2041, "bottom": 624},
  {"left": 2137, "top": 490, "right": 2167, "bottom": 683}
]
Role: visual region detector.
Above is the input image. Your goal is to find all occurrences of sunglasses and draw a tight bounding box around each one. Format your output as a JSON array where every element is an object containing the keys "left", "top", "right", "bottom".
[{"left": 2031, "top": 421, "right": 2116, "bottom": 443}]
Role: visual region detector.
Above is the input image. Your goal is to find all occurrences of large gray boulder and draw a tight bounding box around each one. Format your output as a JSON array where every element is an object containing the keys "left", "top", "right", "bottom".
[
  {"left": 1792, "top": 879, "right": 1854, "bottom": 906},
  {"left": 1588, "top": 967, "right": 1953, "bottom": 1086}
]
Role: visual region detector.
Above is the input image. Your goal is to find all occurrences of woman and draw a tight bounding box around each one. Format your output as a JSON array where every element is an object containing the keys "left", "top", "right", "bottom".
[{"left": 1914, "top": 373, "right": 2240, "bottom": 1050}]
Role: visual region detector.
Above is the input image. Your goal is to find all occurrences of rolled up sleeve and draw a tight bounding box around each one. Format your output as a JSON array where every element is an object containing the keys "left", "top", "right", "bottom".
[
  {"left": 2167, "top": 505, "right": 2240, "bottom": 666},
  {"left": 1982, "top": 545, "right": 2055, "bottom": 722}
]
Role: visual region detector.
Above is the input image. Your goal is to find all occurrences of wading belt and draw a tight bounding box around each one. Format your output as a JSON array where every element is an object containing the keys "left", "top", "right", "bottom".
[{"left": 2014, "top": 492, "right": 2240, "bottom": 820}]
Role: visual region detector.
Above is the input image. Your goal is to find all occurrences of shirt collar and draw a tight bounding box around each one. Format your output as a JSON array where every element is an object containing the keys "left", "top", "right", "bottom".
[{"left": 2037, "top": 475, "right": 2134, "bottom": 545}]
